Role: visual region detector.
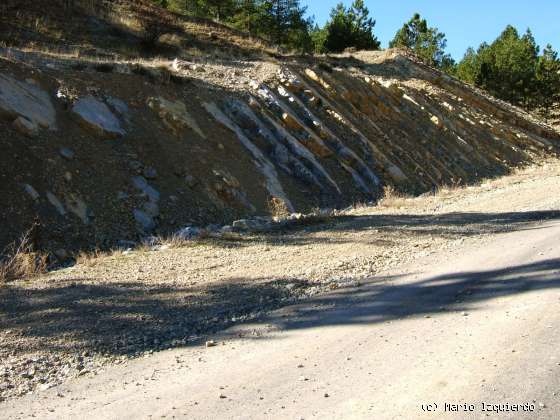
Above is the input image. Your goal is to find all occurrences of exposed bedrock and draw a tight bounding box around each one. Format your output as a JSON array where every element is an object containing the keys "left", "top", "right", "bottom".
[{"left": 1, "top": 49, "right": 558, "bottom": 252}]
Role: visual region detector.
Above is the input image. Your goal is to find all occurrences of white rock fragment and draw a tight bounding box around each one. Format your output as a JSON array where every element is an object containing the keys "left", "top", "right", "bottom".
[
  {"left": 0, "top": 74, "right": 57, "bottom": 130},
  {"left": 72, "top": 96, "right": 125, "bottom": 137}
]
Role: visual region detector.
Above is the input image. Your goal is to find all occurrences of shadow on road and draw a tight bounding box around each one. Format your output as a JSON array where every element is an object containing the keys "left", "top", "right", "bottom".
[
  {"left": 268, "top": 258, "right": 560, "bottom": 331},
  {"left": 1, "top": 211, "right": 560, "bottom": 358},
  {"left": 192, "top": 210, "right": 560, "bottom": 251}
]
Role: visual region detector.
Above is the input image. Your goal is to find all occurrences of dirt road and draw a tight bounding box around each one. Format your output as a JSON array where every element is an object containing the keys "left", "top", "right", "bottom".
[
  {"left": 2, "top": 162, "right": 560, "bottom": 419},
  {"left": 3, "top": 214, "right": 560, "bottom": 420}
]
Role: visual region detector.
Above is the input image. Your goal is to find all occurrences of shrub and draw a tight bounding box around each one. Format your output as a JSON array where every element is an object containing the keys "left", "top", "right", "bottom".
[
  {"left": 0, "top": 228, "right": 47, "bottom": 283},
  {"left": 268, "top": 197, "right": 291, "bottom": 219}
]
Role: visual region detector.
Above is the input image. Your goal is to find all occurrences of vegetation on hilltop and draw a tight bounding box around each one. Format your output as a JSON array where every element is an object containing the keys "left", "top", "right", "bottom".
[
  {"left": 454, "top": 26, "right": 560, "bottom": 121},
  {"left": 312, "top": 0, "right": 380, "bottom": 53},
  {"left": 389, "top": 13, "right": 455, "bottom": 72}
]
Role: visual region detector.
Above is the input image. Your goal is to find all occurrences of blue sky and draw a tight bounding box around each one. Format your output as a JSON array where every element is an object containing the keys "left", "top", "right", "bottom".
[{"left": 301, "top": 0, "right": 559, "bottom": 60}]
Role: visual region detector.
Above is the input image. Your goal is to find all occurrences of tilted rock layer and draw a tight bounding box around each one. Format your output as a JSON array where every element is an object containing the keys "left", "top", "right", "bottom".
[{"left": 0, "top": 48, "right": 558, "bottom": 253}]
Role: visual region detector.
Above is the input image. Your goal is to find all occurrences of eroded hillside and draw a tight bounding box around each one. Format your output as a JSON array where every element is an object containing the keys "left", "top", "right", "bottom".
[{"left": 0, "top": 1, "right": 559, "bottom": 255}]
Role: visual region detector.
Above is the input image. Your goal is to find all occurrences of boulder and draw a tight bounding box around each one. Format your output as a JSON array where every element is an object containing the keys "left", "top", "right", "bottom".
[
  {"left": 105, "top": 96, "right": 129, "bottom": 116},
  {"left": 220, "top": 225, "right": 234, "bottom": 234},
  {"left": 143, "top": 167, "right": 158, "bottom": 180},
  {"left": 232, "top": 218, "right": 269, "bottom": 232},
  {"left": 53, "top": 249, "right": 69, "bottom": 261},
  {"left": 72, "top": 96, "right": 125, "bottom": 137},
  {"left": 12, "top": 116, "right": 38, "bottom": 136},
  {"left": 176, "top": 226, "right": 202, "bottom": 240},
  {"left": 0, "top": 74, "right": 56, "bottom": 130},
  {"left": 131, "top": 176, "right": 160, "bottom": 202},
  {"left": 147, "top": 96, "right": 205, "bottom": 138}
]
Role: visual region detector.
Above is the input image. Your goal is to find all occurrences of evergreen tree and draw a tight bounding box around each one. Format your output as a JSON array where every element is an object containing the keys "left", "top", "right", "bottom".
[
  {"left": 229, "top": 0, "right": 262, "bottom": 34},
  {"left": 310, "top": 24, "right": 328, "bottom": 54},
  {"left": 153, "top": 0, "right": 314, "bottom": 53},
  {"left": 473, "top": 26, "right": 539, "bottom": 107},
  {"left": 455, "top": 47, "right": 481, "bottom": 84},
  {"left": 322, "top": 0, "right": 380, "bottom": 53},
  {"left": 536, "top": 44, "right": 560, "bottom": 120},
  {"left": 151, "top": 0, "right": 169, "bottom": 8},
  {"left": 389, "top": 13, "right": 453, "bottom": 69},
  {"left": 259, "top": 0, "right": 313, "bottom": 50},
  {"left": 454, "top": 25, "right": 560, "bottom": 115}
]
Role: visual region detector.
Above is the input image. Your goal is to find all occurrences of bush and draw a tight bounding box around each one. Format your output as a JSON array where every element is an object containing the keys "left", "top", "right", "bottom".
[{"left": 268, "top": 196, "right": 291, "bottom": 219}]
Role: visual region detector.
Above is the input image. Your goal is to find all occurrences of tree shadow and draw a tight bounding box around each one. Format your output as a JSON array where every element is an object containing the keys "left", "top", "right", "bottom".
[
  {"left": 245, "top": 210, "right": 560, "bottom": 247},
  {"left": 266, "top": 258, "right": 560, "bottom": 331},
  {"left": 0, "top": 276, "right": 312, "bottom": 357}
]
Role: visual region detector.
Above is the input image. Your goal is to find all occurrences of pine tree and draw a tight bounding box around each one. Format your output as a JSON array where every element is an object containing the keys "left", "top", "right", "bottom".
[
  {"left": 255, "top": 1, "right": 305, "bottom": 45},
  {"left": 310, "top": 24, "right": 328, "bottom": 54},
  {"left": 474, "top": 26, "right": 539, "bottom": 107},
  {"left": 349, "top": 0, "right": 379, "bottom": 51},
  {"left": 454, "top": 25, "right": 558, "bottom": 114},
  {"left": 389, "top": 13, "right": 453, "bottom": 69},
  {"left": 455, "top": 47, "right": 480, "bottom": 84},
  {"left": 322, "top": 0, "right": 380, "bottom": 53},
  {"left": 536, "top": 44, "right": 560, "bottom": 120},
  {"left": 151, "top": 0, "right": 169, "bottom": 8}
]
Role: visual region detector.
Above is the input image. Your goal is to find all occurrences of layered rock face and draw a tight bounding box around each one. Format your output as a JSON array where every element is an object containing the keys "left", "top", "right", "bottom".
[{"left": 0, "top": 49, "right": 558, "bottom": 253}]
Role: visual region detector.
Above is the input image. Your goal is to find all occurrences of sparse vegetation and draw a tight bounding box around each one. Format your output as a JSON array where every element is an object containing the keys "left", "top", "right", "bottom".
[
  {"left": 74, "top": 248, "right": 126, "bottom": 267},
  {"left": 150, "top": 233, "right": 209, "bottom": 249},
  {"left": 0, "top": 228, "right": 48, "bottom": 283},
  {"left": 1, "top": 1, "right": 560, "bottom": 413},
  {"left": 268, "top": 196, "right": 291, "bottom": 220},
  {"left": 379, "top": 185, "right": 411, "bottom": 208},
  {"left": 150, "top": 0, "right": 314, "bottom": 53}
]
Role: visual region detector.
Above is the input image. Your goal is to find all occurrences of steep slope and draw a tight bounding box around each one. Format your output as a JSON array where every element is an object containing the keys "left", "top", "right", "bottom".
[
  {"left": 0, "top": 3, "right": 559, "bottom": 255},
  {"left": 0, "top": 0, "right": 274, "bottom": 59}
]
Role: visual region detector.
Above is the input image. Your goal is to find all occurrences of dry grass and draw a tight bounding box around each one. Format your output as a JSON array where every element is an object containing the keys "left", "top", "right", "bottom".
[
  {"left": 0, "top": 228, "right": 48, "bottom": 283},
  {"left": 141, "top": 229, "right": 214, "bottom": 250},
  {"left": 268, "top": 197, "right": 291, "bottom": 220},
  {"left": 434, "top": 180, "right": 465, "bottom": 198},
  {"left": 75, "top": 249, "right": 113, "bottom": 267},
  {"left": 74, "top": 247, "right": 139, "bottom": 267},
  {"left": 72, "top": 229, "right": 243, "bottom": 268},
  {"left": 378, "top": 185, "right": 412, "bottom": 208},
  {"left": 152, "top": 235, "right": 199, "bottom": 249}
]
